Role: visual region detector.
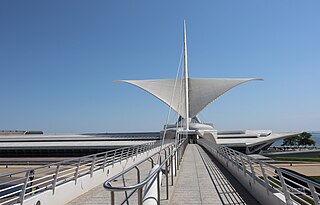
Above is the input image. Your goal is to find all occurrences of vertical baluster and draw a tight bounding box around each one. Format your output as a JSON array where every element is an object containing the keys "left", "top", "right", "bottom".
[
  {"left": 75, "top": 159, "right": 81, "bottom": 184},
  {"left": 19, "top": 170, "right": 30, "bottom": 204},
  {"left": 112, "top": 150, "right": 116, "bottom": 167},
  {"left": 138, "top": 188, "right": 143, "bottom": 205},
  {"left": 157, "top": 172, "right": 160, "bottom": 205},
  {"left": 103, "top": 153, "right": 108, "bottom": 171},
  {"left": 111, "top": 191, "right": 115, "bottom": 205},
  {"left": 240, "top": 154, "right": 246, "bottom": 176},
  {"left": 177, "top": 148, "right": 180, "bottom": 170},
  {"left": 308, "top": 183, "right": 320, "bottom": 205},
  {"left": 120, "top": 149, "right": 124, "bottom": 163},
  {"left": 170, "top": 147, "right": 174, "bottom": 185},
  {"left": 249, "top": 157, "right": 256, "bottom": 182},
  {"left": 52, "top": 165, "right": 60, "bottom": 194},
  {"left": 164, "top": 149, "right": 169, "bottom": 199},
  {"left": 259, "top": 161, "right": 269, "bottom": 194},
  {"left": 90, "top": 155, "right": 96, "bottom": 177},
  {"left": 278, "top": 168, "right": 294, "bottom": 205}
]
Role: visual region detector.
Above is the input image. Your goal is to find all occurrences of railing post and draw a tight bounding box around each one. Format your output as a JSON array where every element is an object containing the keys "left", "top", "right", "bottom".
[
  {"left": 52, "top": 164, "right": 60, "bottom": 194},
  {"left": 19, "top": 170, "right": 30, "bottom": 204},
  {"left": 126, "top": 147, "right": 130, "bottom": 160},
  {"left": 75, "top": 159, "right": 81, "bottom": 184},
  {"left": 111, "top": 191, "right": 115, "bottom": 205},
  {"left": 235, "top": 152, "right": 240, "bottom": 170},
  {"left": 259, "top": 161, "right": 270, "bottom": 194},
  {"left": 175, "top": 149, "right": 178, "bottom": 174},
  {"left": 135, "top": 166, "right": 141, "bottom": 183},
  {"left": 138, "top": 187, "right": 143, "bottom": 205},
  {"left": 164, "top": 149, "right": 169, "bottom": 199},
  {"left": 277, "top": 168, "right": 294, "bottom": 205},
  {"left": 171, "top": 152, "right": 174, "bottom": 183},
  {"left": 308, "top": 182, "right": 320, "bottom": 205},
  {"left": 90, "top": 155, "right": 96, "bottom": 177},
  {"left": 157, "top": 172, "right": 160, "bottom": 205},
  {"left": 231, "top": 150, "right": 236, "bottom": 164},
  {"left": 103, "top": 153, "right": 108, "bottom": 171},
  {"left": 240, "top": 154, "right": 246, "bottom": 176},
  {"left": 120, "top": 149, "right": 124, "bottom": 163},
  {"left": 135, "top": 146, "right": 139, "bottom": 157},
  {"left": 249, "top": 158, "right": 256, "bottom": 182},
  {"left": 229, "top": 149, "right": 233, "bottom": 162},
  {"left": 112, "top": 150, "right": 116, "bottom": 167},
  {"left": 177, "top": 148, "right": 180, "bottom": 170},
  {"left": 147, "top": 157, "right": 152, "bottom": 168}
]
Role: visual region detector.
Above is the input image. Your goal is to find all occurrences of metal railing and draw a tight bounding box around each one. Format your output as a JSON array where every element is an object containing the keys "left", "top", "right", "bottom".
[
  {"left": 104, "top": 138, "right": 188, "bottom": 205},
  {"left": 0, "top": 140, "right": 167, "bottom": 205},
  {"left": 198, "top": 139, "right": 320, "bottom": 205}
]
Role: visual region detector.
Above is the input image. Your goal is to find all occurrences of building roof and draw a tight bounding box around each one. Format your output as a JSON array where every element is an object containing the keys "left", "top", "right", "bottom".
[{"left": 119, "top": 78, "right": 262, "bottom": 118}]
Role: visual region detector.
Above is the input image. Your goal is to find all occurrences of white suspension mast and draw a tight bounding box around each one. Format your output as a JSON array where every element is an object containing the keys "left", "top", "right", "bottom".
[{"left": 183, "top": 20, "right": 189, "bottom": 131}]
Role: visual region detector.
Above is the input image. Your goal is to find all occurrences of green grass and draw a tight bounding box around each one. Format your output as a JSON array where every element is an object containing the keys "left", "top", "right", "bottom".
[
  {"left": 270, "top": 156, "right": 320, "bottom": 162},
  {"left": 281, "top": 168, "right": 320, "bottom": 184},
  {"left": 308, "top": 176, "right": 320, "bottom": 184}
]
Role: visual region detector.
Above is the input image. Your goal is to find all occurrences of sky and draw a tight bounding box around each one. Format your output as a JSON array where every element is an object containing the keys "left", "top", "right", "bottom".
[{"left": 0, "top": 0, "right": 319, "bottom": 134}]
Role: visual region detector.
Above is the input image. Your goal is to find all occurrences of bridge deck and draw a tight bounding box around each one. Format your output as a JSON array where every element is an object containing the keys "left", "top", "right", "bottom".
[
  {"left": 67, "top": 144, "right": 260, "bottom": 205},
  {"left": 169, "top": 144, "right": 260, "bottom": 205},
  {"left": 169, "top": 144, "right": 222, "bottom": 205}
]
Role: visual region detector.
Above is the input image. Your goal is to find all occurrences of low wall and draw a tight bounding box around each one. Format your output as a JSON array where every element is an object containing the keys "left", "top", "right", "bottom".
[{"left": 199, "top": 141, "right": 288, "bottom": 205}]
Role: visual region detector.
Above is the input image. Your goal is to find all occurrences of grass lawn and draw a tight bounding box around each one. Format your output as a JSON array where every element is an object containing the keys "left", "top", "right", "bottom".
[
  {"left": 281, "top": 168, "right": 320, "bottom": 184},
  {"left": 271, "top": 157, "right": 320, "bottom": 184},
  {"left": 309, "top": 176, "right": 320, "bottom": 184},
  {"left": 270, "top": 156, "right": 320, "bottom": 163}
]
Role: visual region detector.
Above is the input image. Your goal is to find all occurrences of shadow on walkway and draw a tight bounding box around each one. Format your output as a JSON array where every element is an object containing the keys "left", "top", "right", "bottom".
[{"left": 197, "top": 144, "right": 261, "bottom": 205}]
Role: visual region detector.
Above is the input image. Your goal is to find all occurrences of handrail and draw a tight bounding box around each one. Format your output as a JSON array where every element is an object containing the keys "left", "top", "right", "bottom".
[
  {"left": 103, "top": 138, "right": 188, "bottom": 204},
  {"left": 0, "top": 140, "right": 173, "bottom": 205},
  {"left": 0, "top": 143, "right": 146, "bottom": 178},
  {"left": 104, "top": 149, "right": 169, "bottom": 191},
  {"left": 198, "top": 138, "right": 320, "bottom": 205}
]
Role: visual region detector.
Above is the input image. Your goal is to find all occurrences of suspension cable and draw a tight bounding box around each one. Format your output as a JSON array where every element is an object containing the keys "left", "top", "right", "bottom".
[{"left": 157, "top": 47, "right": 184, "bottom": 163}]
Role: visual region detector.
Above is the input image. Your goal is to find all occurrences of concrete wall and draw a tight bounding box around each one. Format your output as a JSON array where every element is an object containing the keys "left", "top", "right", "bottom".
[
  {"left": 200, "top": 142, "right": 289, "bottom": 205},
  {"left": 23, "top": 147, "right": 163, "bottom": 205}
]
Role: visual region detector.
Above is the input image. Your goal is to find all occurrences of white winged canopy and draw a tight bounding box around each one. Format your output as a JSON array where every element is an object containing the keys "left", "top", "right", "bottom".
[{"left": 118, "top": 78, "right": 262, "bottom": 119}]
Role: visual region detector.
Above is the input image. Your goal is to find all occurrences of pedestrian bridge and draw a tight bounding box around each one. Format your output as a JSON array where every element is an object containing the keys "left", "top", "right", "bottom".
[{"left": 0, "top": 138, "right": 319, "bottom": 205}]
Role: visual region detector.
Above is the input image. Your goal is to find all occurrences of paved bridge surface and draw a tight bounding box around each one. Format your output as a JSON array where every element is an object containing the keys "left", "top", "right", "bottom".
[{"left": 67, "top": 144, "right": 260, "bottom": 205}]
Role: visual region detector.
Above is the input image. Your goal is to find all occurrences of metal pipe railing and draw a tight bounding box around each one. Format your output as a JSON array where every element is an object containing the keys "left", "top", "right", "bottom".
[
  {"left": 103, "top": 138, "right": 188, "bottom": 205},
  {"left": 0, "top": 140, "right": 172, "bottom": 205},
  {"left": 198, "top": 139, "right": 320, "bottom": 205}
]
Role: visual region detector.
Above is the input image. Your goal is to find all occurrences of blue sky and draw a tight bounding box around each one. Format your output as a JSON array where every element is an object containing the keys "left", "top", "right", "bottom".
[{"left": 0, "top": 0, "right": 319, "bottom": 133}]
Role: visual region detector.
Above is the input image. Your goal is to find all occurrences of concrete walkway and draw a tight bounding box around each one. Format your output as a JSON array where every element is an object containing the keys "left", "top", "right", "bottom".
[
  {"left": 197, "top": 146, "right": 260, "bottom": 205},
  {"left": 67, "top": 144, "right": 260, "bottom": 205},
  {"left": 169, "top": 144, "right": 223, "bottom": 205}
]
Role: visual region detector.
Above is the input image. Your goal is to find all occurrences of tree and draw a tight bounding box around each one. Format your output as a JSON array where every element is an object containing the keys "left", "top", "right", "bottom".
[
  {"left": 297, "top": 132, "right": 315, "bottom": 147},
  {"left": 281, "top": 132, "right": 315, "bottom": 147},
  {"left": 282, "top": 135, "right": 299, "bottom": 146}
]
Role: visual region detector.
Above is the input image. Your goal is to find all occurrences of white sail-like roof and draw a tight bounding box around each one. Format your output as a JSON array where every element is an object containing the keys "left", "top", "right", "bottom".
[
  {"left": 118, "top": 78, "right": 262, "bottom": 118},
  {"left": 118, "top": 79, "right": 186, "bottom": 117}
]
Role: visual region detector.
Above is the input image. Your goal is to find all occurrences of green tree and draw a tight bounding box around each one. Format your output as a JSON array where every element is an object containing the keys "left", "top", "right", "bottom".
[
  {"left": 282, "top": 132, "right": 315, "bottom": 147},
  {"left": 297, "top": 132, "right": 315, "bottom": 147},
  {"left": 282, "top": 135, "right": 299, "bottom": 146}
]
